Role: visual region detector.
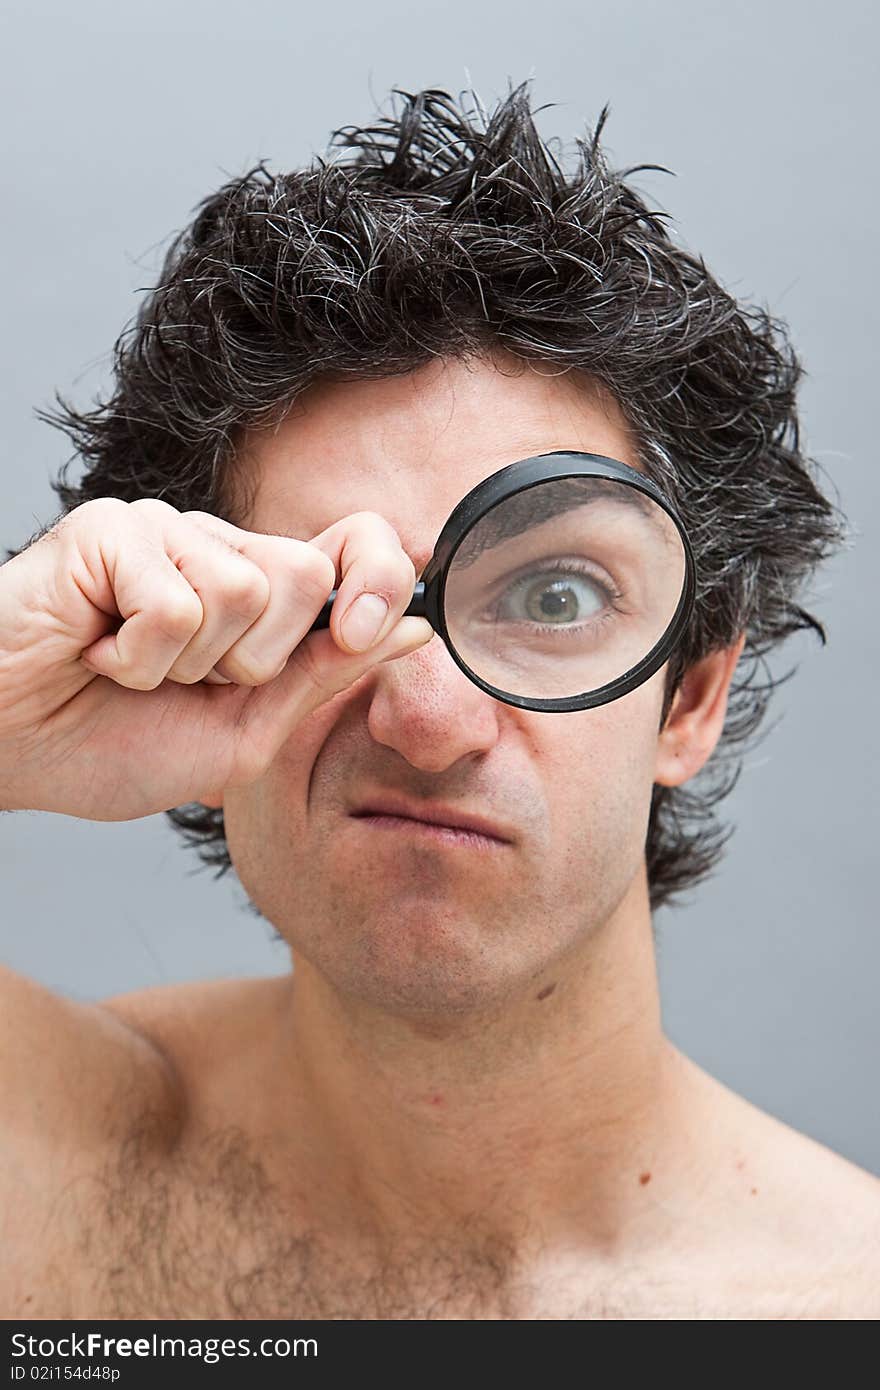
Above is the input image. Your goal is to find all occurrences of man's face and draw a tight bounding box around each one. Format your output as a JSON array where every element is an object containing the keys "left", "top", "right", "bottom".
[{"left": 219, "top": 351, "right": 670, "bottom": 1017}]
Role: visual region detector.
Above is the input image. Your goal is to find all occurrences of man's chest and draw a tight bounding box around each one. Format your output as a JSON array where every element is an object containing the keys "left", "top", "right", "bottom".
[
  {"left": 21, "top": 1179, "right": 612, "bottom": 1319},
  {"left": 6, "top": 1132, "right": 843, "bottom": 1320},
  {"left": 12, "top": 1198, "right": 832, "bottom": 1322}
]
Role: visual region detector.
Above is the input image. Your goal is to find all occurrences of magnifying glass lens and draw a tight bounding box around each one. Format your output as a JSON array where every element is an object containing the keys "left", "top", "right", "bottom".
[{"left": 443, "top": 477, "right": 687, "bottom": 701}]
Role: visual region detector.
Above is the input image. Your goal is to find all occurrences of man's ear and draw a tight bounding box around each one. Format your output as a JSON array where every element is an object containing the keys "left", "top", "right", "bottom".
[{"left": 654, "top": 632, "right": 747, "bottom": 788}]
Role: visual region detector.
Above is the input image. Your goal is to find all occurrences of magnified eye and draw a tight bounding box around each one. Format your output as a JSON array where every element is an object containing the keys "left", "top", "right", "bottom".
[{"left": 496, "top": 563, "right": 615, "bottom": 628}]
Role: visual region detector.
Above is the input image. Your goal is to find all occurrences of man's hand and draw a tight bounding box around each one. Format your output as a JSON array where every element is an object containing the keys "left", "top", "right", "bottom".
[{"left": 0, "top": 498, "right": 432, "bottom": 821}]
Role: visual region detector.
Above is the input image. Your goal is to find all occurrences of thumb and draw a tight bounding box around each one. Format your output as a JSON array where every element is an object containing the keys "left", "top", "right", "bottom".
[{"left": 236, "top": 616, "right": 435, "bottom": 760}]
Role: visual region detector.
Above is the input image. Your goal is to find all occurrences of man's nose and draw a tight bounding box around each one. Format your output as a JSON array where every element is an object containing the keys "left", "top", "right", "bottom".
[{"left": 365, "top": 632, "right": 502, "bottom": 772}]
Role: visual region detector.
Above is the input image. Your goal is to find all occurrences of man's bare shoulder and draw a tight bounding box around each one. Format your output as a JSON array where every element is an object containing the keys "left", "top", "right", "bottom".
[
  {"left": 100, "top": 974, "right": 289, "bottom": 1091},
  {"left": 0, "top": 965, "right": 196, "bottom": 1312},
  {"left": 0, "top": 964, "right": 182, "bottom": 1155},
  {"left": 673, "top": 1049, "right": 880, "bottom": 1318},
  {"left": 99, "top": 973, "right": 294, "bottom": 1140}
]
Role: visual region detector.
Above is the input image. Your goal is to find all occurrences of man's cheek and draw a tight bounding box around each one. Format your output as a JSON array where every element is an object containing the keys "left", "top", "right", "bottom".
[
  {"left": 545, "top": 698, "right": 653, "bottom": 784},
  {"left": 563, "top": 705, "right": 659, "bottom": 845}
]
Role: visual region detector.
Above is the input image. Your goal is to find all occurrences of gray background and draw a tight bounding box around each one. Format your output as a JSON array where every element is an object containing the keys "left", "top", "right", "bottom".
[{"left": 1, "top": 1, "right": 877, "bottom": 1173}]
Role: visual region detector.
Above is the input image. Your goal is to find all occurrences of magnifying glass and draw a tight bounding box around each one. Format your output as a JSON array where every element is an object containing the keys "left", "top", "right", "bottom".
[{"left": 310, "top": 451, "right": 696, "bottom": 713}]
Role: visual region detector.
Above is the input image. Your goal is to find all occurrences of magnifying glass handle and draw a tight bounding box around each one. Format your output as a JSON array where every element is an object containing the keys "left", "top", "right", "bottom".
[{"left": 309, "top": 581, "right": 428, "bottom": 632}]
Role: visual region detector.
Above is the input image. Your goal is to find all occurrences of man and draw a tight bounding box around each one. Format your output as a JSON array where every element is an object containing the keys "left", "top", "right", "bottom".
[{"left": 1, "top": 82, "right": 877, "bottom": 1319}]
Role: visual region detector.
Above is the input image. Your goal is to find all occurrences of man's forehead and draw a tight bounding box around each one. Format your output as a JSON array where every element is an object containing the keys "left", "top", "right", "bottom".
[{"left": 236, "top": 353, "right": 641, "bottom": 545}]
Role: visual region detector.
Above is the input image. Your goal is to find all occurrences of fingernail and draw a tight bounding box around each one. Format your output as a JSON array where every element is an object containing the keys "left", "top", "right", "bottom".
[{"left": 340, "top": 593, "right": 389, "bottom": 651}]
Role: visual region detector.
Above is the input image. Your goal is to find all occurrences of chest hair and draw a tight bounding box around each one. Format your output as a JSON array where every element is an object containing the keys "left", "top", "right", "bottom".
[
  {"left": 39, "top": 1117, "right": 566, "bottom": 1319},
  {"left": 24, "top": 1112, "right": 812, "bottom": 1320}
]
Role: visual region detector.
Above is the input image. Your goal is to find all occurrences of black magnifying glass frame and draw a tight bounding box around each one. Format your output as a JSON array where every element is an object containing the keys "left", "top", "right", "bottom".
[{"left": 310, "top": 450, "right": 696, "bottom": 713}]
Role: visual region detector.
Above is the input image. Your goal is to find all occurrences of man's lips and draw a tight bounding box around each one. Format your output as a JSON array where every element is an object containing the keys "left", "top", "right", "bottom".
[{"left": 348, "top": 795, "right": 514, "bottom": 844}]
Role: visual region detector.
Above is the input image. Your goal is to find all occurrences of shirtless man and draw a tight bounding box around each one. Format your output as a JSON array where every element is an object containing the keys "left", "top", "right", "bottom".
[{"left": 1, "top": 83, "right": 878, "bottom": 1320}]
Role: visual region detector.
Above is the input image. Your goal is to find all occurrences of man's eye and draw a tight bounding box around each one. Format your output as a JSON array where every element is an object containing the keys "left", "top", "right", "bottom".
[{"left": 497, "top": 568, "right": 613, "bottom": 626}]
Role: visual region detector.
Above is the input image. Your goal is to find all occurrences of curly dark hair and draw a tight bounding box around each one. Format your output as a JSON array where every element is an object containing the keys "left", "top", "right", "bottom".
[{"left": 9, "top": 79, "right": 849, "bottom": 911}]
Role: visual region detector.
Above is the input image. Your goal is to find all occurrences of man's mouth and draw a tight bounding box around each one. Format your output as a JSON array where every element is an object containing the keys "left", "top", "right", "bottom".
[{"left": 348, "top": 795, "right": 514, "bottom": 847}]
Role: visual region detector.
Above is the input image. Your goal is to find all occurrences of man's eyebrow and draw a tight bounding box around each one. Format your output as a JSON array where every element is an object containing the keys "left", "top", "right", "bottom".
[{"left": 452, "top": 477, "right": 668, "bottom": 567}]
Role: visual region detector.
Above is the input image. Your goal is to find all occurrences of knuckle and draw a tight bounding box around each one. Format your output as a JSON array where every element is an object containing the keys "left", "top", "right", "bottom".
[
  {"left": 350, "top": 508, "right": 395, "bottom": 534},
  {"left": 296, "top": 545, "right": 337, "bottom": 599},
  {"left": 221, "top": 648, "right": 282, "bottom": 687},
  {"left": 347, "top": 514, "right": 414, "bottom": 595},
  {"left": 365, "top": 553, "right": 417, "bottom": 607},
  {"left": 223, "top": 563, "right": 271, "bottom": 617},
  {"left": 129, "top": 496, "right": 179, "bottom": 519},
  {"left": 152, "top": 593, "right": 204, "bottom": 642},
  {"left": 356, "top": 510, "right": 407, "bottom": 552},
  {"left": 127, "top": 497, "right": 186, "bottom": 546},
  {"left": 121, "top": 666, "right": 165, "bottom": 692},
  {"left": 165, "top": 662, "right": 204, "bottom": 686},
  {"left": 137, "top": 672, "right": 166, "bottom": 692},
  {"left": 73, "top": 496, "right": 128, "bottom": 529}
]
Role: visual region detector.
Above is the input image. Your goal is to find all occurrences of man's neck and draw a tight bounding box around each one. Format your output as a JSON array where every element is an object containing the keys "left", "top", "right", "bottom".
[{"left": 251, "top": 892, "right": 697, "bottom": 1257}]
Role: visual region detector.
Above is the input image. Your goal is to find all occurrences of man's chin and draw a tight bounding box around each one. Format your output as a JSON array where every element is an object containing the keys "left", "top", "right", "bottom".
[{"left": 294, "top": 922, "right": 544, "bottom": 1025}]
